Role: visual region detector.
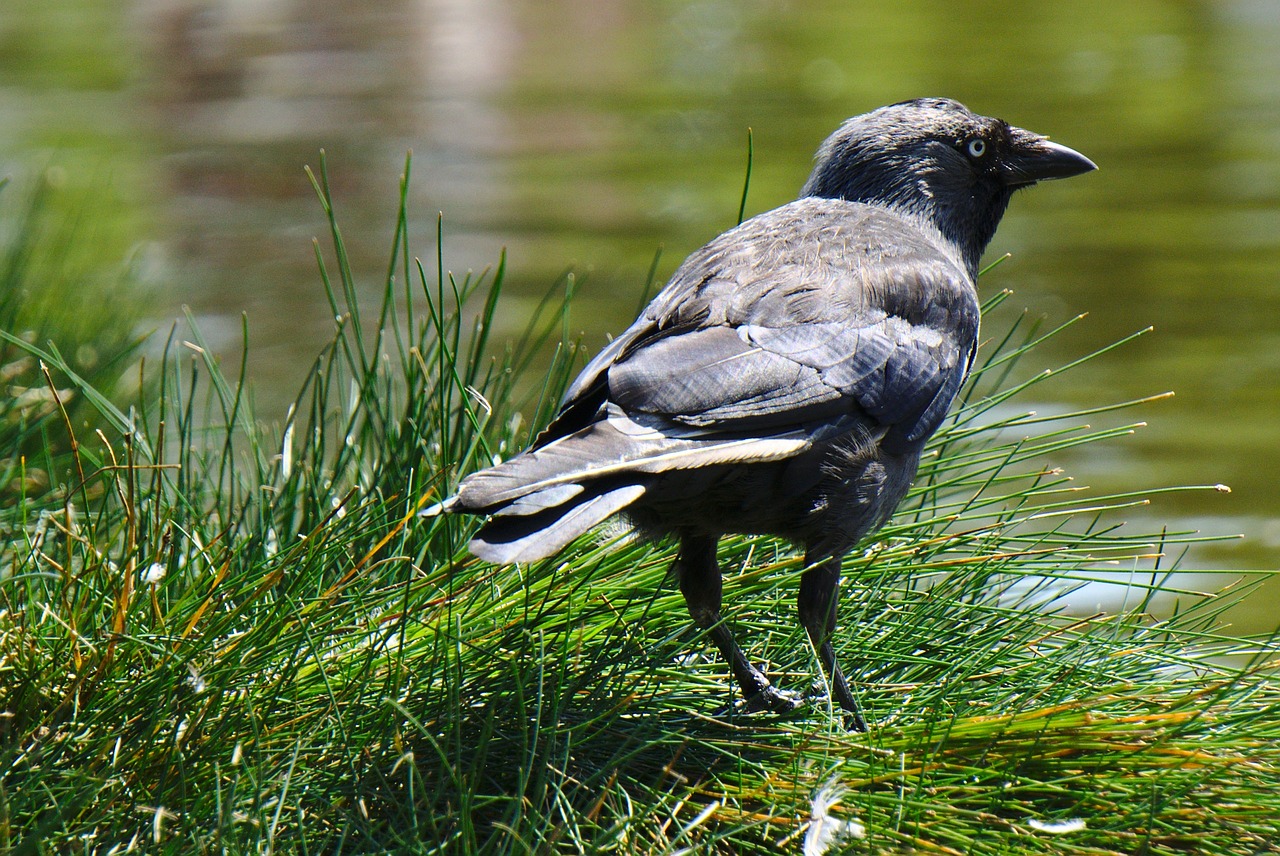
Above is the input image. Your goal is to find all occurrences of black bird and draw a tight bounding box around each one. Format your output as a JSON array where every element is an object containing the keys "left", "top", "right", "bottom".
[{"left": 431, "top": 98, "right": 1095, "bottom": 728}]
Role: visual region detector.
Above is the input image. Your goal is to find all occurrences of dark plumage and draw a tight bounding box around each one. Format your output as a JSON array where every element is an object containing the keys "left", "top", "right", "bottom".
[{"left": 431, "top": 98, "right": 1095, "bottom": 728}]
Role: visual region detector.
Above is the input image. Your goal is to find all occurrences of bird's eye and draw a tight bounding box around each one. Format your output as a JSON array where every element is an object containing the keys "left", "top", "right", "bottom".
[{"left": 966, "top": 138, "right": 987, "bottom": 158}]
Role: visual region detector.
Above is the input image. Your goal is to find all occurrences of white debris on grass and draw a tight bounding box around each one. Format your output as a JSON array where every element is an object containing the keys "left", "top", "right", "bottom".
[
  {"left": 141, "top": 563, "right": 166, "bottom": 586},
  {"left": 185, "top": 662, "right": 206, "bottom": 694},
  {"left": 1028, "top": 817, "right": 1087, "bottom": 834},
  {"left": 280, "top": 409, "right": 295, "bottom": 479},
  {"left": 804, "top": 774, "right": 865, "bottom": 856}
]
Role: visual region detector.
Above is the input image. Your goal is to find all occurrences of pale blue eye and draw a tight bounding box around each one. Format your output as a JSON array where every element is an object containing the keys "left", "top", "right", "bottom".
[{"left": 966, "top": 138, "right": 987, "bottom": 158}]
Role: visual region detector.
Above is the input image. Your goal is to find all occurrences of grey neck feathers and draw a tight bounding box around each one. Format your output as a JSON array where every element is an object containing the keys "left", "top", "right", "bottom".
[{"left": 801, "top": 148, "right": 1014, "bottom": 280}]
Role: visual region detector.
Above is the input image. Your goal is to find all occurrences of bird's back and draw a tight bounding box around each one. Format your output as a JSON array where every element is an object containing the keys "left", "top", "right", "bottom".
[{"left": 454, "top": 197, "right": 980, "bottom": 562}]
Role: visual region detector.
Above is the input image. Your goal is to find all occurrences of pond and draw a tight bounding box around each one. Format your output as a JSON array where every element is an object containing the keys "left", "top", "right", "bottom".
[{"left": 2, "top": 0, "right": 1277, "bottom": 627}]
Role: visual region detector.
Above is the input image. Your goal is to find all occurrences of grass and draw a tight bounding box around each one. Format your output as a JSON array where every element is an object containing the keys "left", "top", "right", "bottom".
[
  {"left": 0, "top": 172, "right": 146, "bottom": 470},
  {"left": 1, "top": 154, "right": 1278, "bottom": 854}
]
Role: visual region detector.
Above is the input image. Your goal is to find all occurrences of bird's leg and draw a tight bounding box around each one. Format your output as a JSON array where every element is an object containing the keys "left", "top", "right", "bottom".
[
  {"left": 798, "top": 552, "right": 867, "bottom": 731},
  {"left": 675, "top": 534, "right": 801, "bottom": 713}
]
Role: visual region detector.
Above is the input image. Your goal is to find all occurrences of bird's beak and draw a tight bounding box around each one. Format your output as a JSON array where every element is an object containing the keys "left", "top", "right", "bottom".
[{"left": 1001, "top": 129, "right": 1097, "bottom": 186}]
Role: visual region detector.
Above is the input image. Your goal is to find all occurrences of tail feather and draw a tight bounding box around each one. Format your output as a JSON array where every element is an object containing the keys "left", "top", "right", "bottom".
[
  {"left": 469, "top": 483, "right": 646, "bottom": 563},
  {"left": 457, "top": 414, "right": 809, "bottom": 511},
  {"left": 491, "top": 483, "right": 584, "bottom": 517},
  {"left": 450, "top": 409, "right": 817, "bottom": 564}
]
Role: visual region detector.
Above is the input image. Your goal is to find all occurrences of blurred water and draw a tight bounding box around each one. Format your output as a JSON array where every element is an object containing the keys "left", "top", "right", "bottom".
[{"left": 2, "top": 0, "right": 1278, "bottom": 623}]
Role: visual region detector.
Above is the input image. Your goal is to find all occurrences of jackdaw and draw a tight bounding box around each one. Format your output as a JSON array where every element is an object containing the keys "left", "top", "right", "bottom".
[{"left": 431, "top": 98, "right": 1095, "bottom": 729}]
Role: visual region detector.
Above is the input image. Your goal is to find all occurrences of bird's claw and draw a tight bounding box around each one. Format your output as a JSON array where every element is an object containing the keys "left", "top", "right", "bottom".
[{"left": 737, "top": 684, "right": 805, "bottom": 715}]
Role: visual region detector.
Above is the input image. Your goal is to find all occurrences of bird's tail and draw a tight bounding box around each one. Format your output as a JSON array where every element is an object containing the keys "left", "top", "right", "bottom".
[
  {"left": 420, "top": 476, "right": 641, "bottom": 564},
  {"left": 467, "top": 480, "right": 646, "bottom": 563},
  {"left": 440, "top": 419, "right": 655, "bottom": 563},
  {"left": 431, "top": 412, "right": 812, "bottom": 563}
]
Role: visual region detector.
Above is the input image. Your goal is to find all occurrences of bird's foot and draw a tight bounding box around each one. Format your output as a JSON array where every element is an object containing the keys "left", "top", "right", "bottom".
[
  {"left": 804, "top": 682, "right": 868, "bottom": 732},
  {"left": 737, "top": 683, "right": 805, "bottom": 715}
]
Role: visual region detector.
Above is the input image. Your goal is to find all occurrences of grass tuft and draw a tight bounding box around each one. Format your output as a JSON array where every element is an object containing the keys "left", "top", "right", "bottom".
[{"left": 1, "top": 155, "right": 1276, "bottom": 854}]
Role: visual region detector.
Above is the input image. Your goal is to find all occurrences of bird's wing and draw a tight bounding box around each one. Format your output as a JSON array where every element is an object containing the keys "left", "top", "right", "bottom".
[
  {"left": 530, "top": 314, "right": 659, "bottom": 446},
  {"left": 602, "top": 199, "right": 979, "bottom": 448},
  {"left": 606, "top": 313, "right": 969, "bottom": 449},
  {"left": 537, "top": 199, "right": 978, "bottom": 457}
]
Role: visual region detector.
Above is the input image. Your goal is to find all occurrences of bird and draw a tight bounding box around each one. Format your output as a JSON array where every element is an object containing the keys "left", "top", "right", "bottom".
[{"left": 429, "top": 98, "right": 1096, "bottom": 729}]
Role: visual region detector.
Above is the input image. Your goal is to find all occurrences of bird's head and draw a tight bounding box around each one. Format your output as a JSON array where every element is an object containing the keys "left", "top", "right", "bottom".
[{"left": 801, "top": 98, "right": 1096, "bottom": 275}]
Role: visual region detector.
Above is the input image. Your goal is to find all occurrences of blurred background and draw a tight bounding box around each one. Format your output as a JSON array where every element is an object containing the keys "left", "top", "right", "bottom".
[{"left": 1, "top": 0, "right": 1277, "bottom": 621}]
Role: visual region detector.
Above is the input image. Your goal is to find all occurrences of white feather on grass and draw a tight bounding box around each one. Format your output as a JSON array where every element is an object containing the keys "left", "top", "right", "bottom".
[
  {"left": 1028, "top": 817, "right": 1087, "bottom": 834},
  {"left": 803, "top": 774, "right": 865, "bottom": 856}
]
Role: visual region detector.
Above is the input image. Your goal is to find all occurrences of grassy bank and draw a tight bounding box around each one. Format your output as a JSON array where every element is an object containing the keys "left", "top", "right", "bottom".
[{"left": 1, "top": 158, "right": 1277, "bottom": 854}]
